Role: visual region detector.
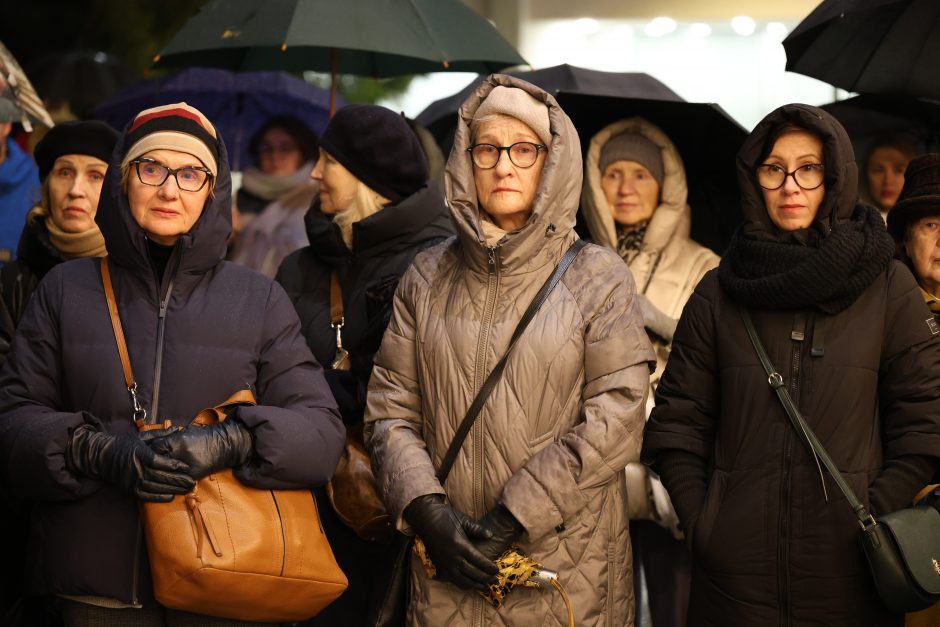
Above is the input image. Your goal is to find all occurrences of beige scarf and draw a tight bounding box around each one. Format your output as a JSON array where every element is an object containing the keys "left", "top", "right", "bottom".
[
  {"left": 920, "top": 286, "right": 940, "bottom": 315},
  {"left": 27, "top": 205, "right": 107, "bottom": 259}
]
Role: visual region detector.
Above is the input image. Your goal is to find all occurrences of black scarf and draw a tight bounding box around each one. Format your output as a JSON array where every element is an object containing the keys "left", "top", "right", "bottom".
[{"left": 718, "top": 204, "right": 895, "bottom": 314}]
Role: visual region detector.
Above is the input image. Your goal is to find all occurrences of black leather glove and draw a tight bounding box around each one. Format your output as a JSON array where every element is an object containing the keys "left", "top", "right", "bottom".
[
  {"left": 66, "top": 424, "right": 195, "bottom": 502},
  {"left": 472, "top": 503, "right": 525, "bottom": 561},
  {"left": 404, "top": 494, "right": 499, "bottom": 591},
  {"left": 149, "top": 417, "right": 253, "bottom": 480}
]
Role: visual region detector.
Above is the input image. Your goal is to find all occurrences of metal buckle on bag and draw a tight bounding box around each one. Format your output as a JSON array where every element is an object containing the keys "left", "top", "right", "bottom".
[
  {"left": 768, "top": 372, "right": 785, "bottom": 389},
  {"left": 331, "top": 318, "right": 350, "bottom": 370},
  {"left": 859, "top": 514, "right": 877, "bottom": 531},
  {"left": 128, "top": 381, "right": 147, "bottom": 424}
]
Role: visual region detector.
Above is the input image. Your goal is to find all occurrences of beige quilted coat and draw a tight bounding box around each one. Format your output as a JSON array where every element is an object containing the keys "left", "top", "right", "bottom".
[
  {"left": 364, "top": 75, "right": 655, "bottom": 627},
  {"left": 580, "top": 119, "right": 719, "bottom": 522}
]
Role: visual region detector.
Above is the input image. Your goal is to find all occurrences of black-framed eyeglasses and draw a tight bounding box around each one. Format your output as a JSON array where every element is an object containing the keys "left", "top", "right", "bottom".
[
  {"left": 130, "top": 158, "right": 212, "bottom": 192},
  {"left": 756, "top": 163, "right": 825, "bottom": 191},
  {"left": 467, "top": 142, "right": 545, "bottom": 169}
]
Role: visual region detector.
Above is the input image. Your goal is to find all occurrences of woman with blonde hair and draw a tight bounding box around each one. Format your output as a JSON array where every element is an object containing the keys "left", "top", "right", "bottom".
[{"left": 276, "top": 103, "right": 452, "bottom": 626}]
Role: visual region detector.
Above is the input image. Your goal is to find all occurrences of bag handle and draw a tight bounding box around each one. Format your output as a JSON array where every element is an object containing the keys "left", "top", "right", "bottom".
[
  {"left": 435, "top": 239, "right": 588, "bottom": 484},
  {"left": 739, "top": 307, "right": 875, "bottom": 529},
  {"left": 100, "top": 257, "right": 148, "bottom": 426}
]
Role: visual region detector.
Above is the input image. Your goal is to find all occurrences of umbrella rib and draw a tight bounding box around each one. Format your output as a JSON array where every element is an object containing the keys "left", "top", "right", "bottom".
[
  {"left": 406, "top": 0, "right": 447, "bottom": 68},
  {"left": 847, "top": 3, "right": 904, "bottom": 91}
]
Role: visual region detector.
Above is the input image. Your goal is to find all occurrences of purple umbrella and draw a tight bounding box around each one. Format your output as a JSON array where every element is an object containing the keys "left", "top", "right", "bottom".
[{"left": 92, "top": 67, "right": 340, "bottom": 170}]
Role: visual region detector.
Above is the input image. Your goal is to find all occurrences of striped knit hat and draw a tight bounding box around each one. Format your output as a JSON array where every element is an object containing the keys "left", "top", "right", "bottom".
[{"left": 120, "top": 102, "right": 219, "bottom": 177}]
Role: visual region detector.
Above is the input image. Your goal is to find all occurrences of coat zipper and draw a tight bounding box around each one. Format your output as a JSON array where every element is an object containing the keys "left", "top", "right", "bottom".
[
  {"left": 149, "top": 278, "right": 175, "bottom": 423},
  {"left": 472, "top": 246, "right": 500, "bottom": 627},
  {"left": 132, "top": 250, "right": 180, "bottom": 603},
  {"left": 779, "top": 313, "right": 806, "bottom": 627}
]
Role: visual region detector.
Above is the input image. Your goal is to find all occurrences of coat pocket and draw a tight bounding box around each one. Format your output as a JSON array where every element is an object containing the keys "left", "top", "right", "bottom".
[{"left": 692, "top": 469, "right": 727, "bottom": 562}]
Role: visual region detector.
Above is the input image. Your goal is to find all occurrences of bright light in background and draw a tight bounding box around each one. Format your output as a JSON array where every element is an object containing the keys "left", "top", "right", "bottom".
[
  {"left": 574, "top": 17, "right": 600, "bottom": 35},
  {"left": 731, "top": 16, "right": 757, "bottom": 36},
  {"left": 644, "top": 17, "right": 677, "bottom": 38},
  {"left": 765, "top": 22, "right": 790, "bottom": 40},
  {"left": 689, "top": 23, "right": 712, "bottom": 38}
]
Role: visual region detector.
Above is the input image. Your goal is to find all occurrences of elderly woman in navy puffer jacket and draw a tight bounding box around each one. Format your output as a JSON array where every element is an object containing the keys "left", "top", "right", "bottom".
[{"left": 0, "top": 102, "right": 344, "bottom": 627}]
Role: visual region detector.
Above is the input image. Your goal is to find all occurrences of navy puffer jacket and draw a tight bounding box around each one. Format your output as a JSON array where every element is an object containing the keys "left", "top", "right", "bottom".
[{"left": 0, "top": 124, "right": 344, "bottom": 605}]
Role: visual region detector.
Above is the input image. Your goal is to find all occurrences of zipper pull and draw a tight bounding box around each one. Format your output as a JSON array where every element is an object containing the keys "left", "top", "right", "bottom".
[{"left": 487, "top": 246, "right": 496, "bottom": 267}]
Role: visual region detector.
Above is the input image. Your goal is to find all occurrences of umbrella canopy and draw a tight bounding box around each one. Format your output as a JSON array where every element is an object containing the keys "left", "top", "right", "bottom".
[
  {"left": 153, "top": 0, "right": 527, "bottom": 113},
  {"left": 0, "top": 41, "right": 54, "bottom": 131},
  {"left": 27, "top": 51, "right": 139, "bottom": 119},
  {"left": 92, "top": 68, "right": 336, "bottom": 170},
  {"left": 556, "top": 91, "right": 748, "bottom": 255},
  {"left": 416, "top": 65, "right": 684, "bottom": 155},
  {"left": 820, "top": 94, "right": 940, "bottom": 158},
  {"left": 784, "top": 0, "right": 940, "bottom": 100}
]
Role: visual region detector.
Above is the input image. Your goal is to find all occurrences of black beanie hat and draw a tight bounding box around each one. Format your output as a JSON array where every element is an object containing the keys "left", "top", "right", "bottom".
[
  {"left": 34, "top": 120, "right": 120, "bottom": 180},
  {"left": 887, "top": 154, "right": 940, "bottom": 241},
  {"left": 319, "top": 104, "right": 428, "bottom": 203}
]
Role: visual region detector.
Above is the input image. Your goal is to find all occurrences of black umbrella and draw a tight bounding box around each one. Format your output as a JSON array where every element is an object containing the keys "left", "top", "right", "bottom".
[
  {"left": 820, "top": 93, "right": 940, "bottom": 159},
  {"left": 416, "top": 64, "right": 683, "bottom": 155},
  {"left": 556, "top": 91, "right": 748, "bottom": 255},
  {"left": 784, "top": 0, "right": 940, "bottom": 100},
  {"left": 27, "top": 51, "right": 138, "bottom": 118},
  {"left": 153, "top": 0, "right": 526, "bottom": 114}
]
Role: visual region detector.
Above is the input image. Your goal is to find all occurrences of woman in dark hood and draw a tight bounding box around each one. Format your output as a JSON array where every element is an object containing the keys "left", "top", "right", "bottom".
[
  {"left": 0, "top": 102, "right": 344, "bottom": 626},
  {"left": 641, "top": 104, "right": 940, "bottom": 626}
]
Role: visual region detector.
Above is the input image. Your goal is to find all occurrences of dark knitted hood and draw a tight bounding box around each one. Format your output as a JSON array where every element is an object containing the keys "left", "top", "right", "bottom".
[
  {"left": 95, "top": 122, "right": 232, "bottom": 278},
  {"left": 719, "top": 103, "right": 895, "bottom": 313},
  {"left": 737, "top": 103, "right": 858, "bottom": 243}
]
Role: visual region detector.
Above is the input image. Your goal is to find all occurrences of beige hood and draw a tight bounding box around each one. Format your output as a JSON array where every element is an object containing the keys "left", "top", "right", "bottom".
[
  {"left": 445, "top": 74, "right": 583, "bottom": 275},
  {"left": 581, "top": 117, "right": 692, "bottom": 261}
]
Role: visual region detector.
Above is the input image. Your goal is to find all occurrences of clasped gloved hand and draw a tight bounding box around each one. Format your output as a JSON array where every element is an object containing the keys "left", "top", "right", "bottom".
[
  {"left": 404, "top": 494, "right": 499, "bottom": 591},
  {"left": 66, "top": 424, "right": 195, "bottom": 502},
  {"left": 472, "top": 503, "right": 525, "bottom": 561},
  {"left": 149, "top": 416, "right": 253, "bottom": 481}
]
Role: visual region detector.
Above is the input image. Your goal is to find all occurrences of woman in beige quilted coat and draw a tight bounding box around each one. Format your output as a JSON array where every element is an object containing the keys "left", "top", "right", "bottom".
[
  {"left": 580, "top": 118, "right": 719, "bottom": 627},
  {"left": 365, "top": 74, "right": 655, "bottom": 626}
]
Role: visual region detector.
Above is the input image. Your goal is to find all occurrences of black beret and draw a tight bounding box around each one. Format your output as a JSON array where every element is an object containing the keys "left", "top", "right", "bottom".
[
  {"left": 319, "top": 104, "right": 428, "bottom": 203},
  {"left": 34, "top": 120, "right": 120, "bottom": 180}
]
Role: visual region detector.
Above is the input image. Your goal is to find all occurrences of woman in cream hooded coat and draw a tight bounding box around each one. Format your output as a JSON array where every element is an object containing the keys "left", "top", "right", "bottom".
[
  {"left": 366, "top": 75, "right": 654, "bottom": 626},
  {"left": 581, "top": 117, "right": 719, "bottom": 627}
]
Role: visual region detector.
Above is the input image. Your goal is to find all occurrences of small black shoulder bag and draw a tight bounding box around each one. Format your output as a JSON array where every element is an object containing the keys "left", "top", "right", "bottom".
[{"left": 740, "top": 307, "right": 940, "bottom": 613}]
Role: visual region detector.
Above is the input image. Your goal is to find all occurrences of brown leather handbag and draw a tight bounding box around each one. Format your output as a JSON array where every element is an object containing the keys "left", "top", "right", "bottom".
[
  {"left": 100, "top": 258, "right": 348, "bottom": 622},
  {"left": 324, "top": 270, "right": 393, "bottom": 543}
]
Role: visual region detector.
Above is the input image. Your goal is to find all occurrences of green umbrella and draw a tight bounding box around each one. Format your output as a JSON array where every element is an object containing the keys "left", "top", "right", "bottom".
[{"left": 154, "top": 0, "right": 527, "bottom": 114}]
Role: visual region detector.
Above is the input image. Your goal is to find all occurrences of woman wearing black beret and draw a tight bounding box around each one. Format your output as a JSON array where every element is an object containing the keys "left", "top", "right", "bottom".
[
  {"left": 0, "top": 119, "right": 119, "bottom": 365},
  {"left": 276, "top": 103, "right": 452, "bottom": 626}
]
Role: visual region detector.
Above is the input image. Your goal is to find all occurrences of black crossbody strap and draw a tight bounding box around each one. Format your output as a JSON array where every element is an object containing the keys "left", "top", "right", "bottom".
[
  {"left": 739, "top": 307, "right": 874, "bottom": 527},
  {"left": 435, "top": 239, "right": 588, "bottom": 483}
]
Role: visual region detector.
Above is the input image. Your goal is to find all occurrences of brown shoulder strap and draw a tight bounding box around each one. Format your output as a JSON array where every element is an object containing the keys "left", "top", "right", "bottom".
[
  {"left": 100, "top": 257, "right": 148, "bottom": 426},
  {"left": 100, "top": 257, "right": 134, "bottom": 390},
  {"left": 330, "top": 270, "right": 343, "bottom": 325}
]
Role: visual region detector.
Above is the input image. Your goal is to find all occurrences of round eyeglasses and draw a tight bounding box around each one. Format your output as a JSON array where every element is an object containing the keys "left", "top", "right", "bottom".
[
  {"left": 756, "top": 163, "right": 825, "bottom": 191},
  {"left": 467, "top": 142, "right": 545, "bottom": 169},
  {"left": 130, "top": 158, "right": 212, "bottom": 192}
]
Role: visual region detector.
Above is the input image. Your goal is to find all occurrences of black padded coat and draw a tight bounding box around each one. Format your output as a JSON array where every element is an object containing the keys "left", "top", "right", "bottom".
[{"left": 642, "top": 105, "right": 940, "bottom": 627}]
